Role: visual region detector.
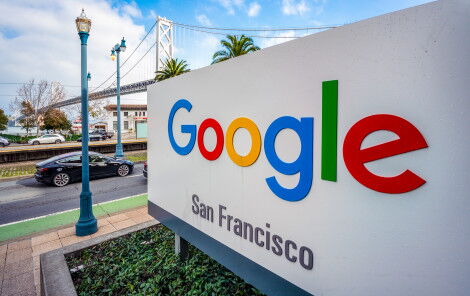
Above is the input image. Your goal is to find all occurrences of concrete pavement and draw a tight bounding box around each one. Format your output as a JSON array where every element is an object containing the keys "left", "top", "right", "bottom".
[{"left": 0, "top": 206, "right": 154, "bottom": 296}]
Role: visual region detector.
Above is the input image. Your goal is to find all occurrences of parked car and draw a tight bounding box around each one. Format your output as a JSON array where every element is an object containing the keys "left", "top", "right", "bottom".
[
  {"left": 0, "top": 136, "right": 10, "bottom": 147},
  {"left": 77, "top": 130, "right": 114, "bottom": 142},
  {"left": 34, "top": 151, "right": 134, "bottom": 187},
  {"left": 77, "top": 133, "right": 103, "bottom": 142},
  {"left": 143, "top": 161, "right": 147, "bottom": 178},
  {"left": 95, "top": 129, "right": 114, "bottom": 139},
  {"left": 28, "top": 134, "right": 65, "bottom": 145}
]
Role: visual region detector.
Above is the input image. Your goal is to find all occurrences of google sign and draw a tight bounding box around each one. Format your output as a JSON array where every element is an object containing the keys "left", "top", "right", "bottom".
[
  {"left": 168, "top": 80, "right": 428, "bottom": 202},
  {"left": 148, "top": 1, "right": 469, "bottom": 295}
]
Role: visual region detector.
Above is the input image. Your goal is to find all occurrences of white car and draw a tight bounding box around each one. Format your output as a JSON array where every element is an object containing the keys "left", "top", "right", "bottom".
[{"left": 28, "top": 134, "right": 65, "bottom": 145}]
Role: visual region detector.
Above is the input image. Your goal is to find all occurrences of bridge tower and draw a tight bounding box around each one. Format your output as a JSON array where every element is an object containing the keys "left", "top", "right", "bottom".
[{"left": 156, "top": 17, "right": 174, "bottom": 72}]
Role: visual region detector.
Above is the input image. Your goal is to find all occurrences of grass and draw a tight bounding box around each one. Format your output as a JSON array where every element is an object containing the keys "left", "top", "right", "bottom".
[
  {"left": 67, "top": 225, "right": 265, "bottom": 296},
  {"left": 0, "top": 164, "right": 36, "bottom": 178},
  {"left": 124, "top": 151, "right": 147, "bottom": 163},
  {"left": 0, "top": 194, "right": 148, "bottom": 242}
]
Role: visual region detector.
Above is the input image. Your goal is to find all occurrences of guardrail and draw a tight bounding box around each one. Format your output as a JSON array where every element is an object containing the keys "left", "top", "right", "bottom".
[{"left": 0, "top": 140, "right": 147, "bottom": 163}]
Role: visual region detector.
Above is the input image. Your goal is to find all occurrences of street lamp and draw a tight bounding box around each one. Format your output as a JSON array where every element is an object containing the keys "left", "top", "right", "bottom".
[
  {"left": 75, "top": 9, "right": 97, "bottom": 236},
  {"left": 110, "top": 37, "right": 126, "bottom": 158}
]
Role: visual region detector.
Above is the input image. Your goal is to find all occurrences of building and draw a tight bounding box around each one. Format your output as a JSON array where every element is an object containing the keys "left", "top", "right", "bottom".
[{"left": 104, "top": 104, "right": 147, "bottom": 134}]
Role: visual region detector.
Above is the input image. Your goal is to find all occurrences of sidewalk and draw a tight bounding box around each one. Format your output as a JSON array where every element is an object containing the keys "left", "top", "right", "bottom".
[{"left": 0, "top": 206, "right": 154, "bottom": 296}]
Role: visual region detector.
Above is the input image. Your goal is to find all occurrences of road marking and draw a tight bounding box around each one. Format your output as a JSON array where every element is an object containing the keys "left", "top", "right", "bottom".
[
  {"left": 126, "top": 174, "right": 143, "bottom": 178},
  {"left": 0, "top": 193, "right": 147, "bottom": 227}
]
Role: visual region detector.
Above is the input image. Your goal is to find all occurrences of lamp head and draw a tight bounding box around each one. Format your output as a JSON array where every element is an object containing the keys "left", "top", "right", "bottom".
[
  {"left": 110, "top": 49, "right": 116, "bottom": 61},
  {"left": 120, "top": 37, "right": 126, "bottom": 52},
  {"left": 75, "top": 9, "right": 91, "bottom": 33}
]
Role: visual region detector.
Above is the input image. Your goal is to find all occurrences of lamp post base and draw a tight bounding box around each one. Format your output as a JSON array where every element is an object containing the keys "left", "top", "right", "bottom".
[
  {"left": 75, "top": 218, "right": 98, "bottom": 236},
  {"left": 76, "top": 191, "right": 98, "bottom": 236},
  {"left": 115, "top": 143, "right": 124, "bottom": 159}
]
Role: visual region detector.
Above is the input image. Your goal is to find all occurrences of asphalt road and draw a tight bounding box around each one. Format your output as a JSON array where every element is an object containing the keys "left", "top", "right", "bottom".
[{"left": 0, "top": 163, "right": 147, "bottom": 225}]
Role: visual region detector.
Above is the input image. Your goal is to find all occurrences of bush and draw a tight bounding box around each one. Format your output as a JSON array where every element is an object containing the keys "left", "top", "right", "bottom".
[
  {"left": 67, "top": 225, "right": 265, "bottom": 296},
  {"left": 0, "top": 134, "right": 36, "bottom": 144},
  {"left": 65, "top": 134, "right": 82, "bottom": 142}
]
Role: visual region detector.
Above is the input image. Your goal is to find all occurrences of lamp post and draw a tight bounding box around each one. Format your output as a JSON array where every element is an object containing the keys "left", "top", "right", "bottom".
[
  {"left": 75, "top": 9, "right": 97, "bottom": 236},
  {"left": 110, "top": 38, "right": 126, "bottom": 158}
]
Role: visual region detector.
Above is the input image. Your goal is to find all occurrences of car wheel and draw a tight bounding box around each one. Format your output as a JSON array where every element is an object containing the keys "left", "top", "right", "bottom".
[
  {"left": 33, "top": 141, "right": 40, "bottom": 145},
  {"left": 52, "top": 173, "right": 70, "bottom": 187},
  {"left": 55, "top": 139, "right": 61, "bottom": 144},
  {"left": 117, "top": 164, "right": 130, "bottom": 177}
]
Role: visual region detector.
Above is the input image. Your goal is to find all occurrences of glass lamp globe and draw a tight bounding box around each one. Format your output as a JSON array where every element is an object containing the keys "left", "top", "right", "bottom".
[
  {"left": 120, "top": 37, "right": 127, "bottom": 52},
  {"left": 75, "top": 9, "right": 91, "bottom": 33}
]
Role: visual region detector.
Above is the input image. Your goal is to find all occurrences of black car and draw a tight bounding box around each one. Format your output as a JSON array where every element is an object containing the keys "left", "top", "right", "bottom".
[{"left": 34, "top": 152, "right": 134, "bottom": 187}]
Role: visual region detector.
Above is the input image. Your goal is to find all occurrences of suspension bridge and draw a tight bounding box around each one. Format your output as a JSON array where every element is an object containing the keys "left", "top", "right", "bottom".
[{"left": 19, "top": 17, "right": 338, "bottom": 114}]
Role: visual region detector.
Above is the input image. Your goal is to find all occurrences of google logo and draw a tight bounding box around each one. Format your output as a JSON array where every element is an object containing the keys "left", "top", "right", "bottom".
[{"left": 168, "top": 80, "right": 428, "bottom": 202}]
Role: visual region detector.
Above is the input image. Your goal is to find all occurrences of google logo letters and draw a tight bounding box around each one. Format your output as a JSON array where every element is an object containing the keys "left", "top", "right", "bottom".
[{"left": 168, "top": 80, "right": 428, "bottom": 202}]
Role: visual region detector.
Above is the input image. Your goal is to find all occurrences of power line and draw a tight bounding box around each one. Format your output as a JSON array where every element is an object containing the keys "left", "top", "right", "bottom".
[{"left": 0, "top": 82, "right": 94, "bottom": 88}]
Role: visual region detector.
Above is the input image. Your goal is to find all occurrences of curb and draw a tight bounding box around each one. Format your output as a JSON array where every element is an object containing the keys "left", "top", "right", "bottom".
[
  {"left": 41, "top": 220, "right": 158, "bottom": 296},
  {"left": 0, "top": 174, "right": 34, "bottom": 183}
]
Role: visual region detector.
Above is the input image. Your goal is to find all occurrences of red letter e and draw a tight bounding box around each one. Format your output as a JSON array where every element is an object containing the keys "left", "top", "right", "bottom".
[{"left": 343, "top": 114, "right": 428, "bottom": 194}]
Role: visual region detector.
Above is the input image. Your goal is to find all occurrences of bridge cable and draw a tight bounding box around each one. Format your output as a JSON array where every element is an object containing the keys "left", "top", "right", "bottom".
[
  {"left": 91, "top": 20, "right": 157, "bottom": 93},
  {"left": 171, "top": 21, "right": 338, "bottom": 32}
]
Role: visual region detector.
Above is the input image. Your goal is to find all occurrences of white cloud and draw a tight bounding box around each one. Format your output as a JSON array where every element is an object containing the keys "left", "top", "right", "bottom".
[
  {"left": 261, "top": 31, "right": 297, "bottom": 48},
  {"left": 282, "top": 0, "right": 309, "bottom": 16},
  {"left": 122, "top": 1, "right": 142, "bottom": 18},
  {"left": 0, "top": 0, "right": 148, "bottom": 111},
  {"left": 247, "top": 2, "right": 261, "bottom": 17},
  {"left": 215, "top": 0, "right": 245, "bottom": 15},
  {"left": 196, "top": 14, "right": 212, "bottom": 26},
  {"left": 149, "top": 10, "right": 157, "bottom": 19},
  {"left": 177, "top": 35, "right": 220, "bottom": 70}
]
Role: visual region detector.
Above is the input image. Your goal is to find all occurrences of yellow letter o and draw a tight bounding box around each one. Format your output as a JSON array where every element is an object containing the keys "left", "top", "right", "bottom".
[{"left": 225, "top": 117, "right": 261, "bottom": 167}]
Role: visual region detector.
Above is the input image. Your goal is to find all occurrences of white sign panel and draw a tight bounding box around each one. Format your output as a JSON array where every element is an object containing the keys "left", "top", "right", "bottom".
[{"left": 148, "top": 1, "right": 470, "bottom": 295}]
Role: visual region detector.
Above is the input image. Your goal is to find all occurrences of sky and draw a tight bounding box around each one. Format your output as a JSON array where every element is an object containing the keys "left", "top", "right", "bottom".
[{"left": 0, "top": 0, "right": 433, "bottom": 116}]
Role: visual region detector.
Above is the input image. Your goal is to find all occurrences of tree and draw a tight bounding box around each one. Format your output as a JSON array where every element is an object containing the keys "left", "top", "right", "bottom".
[
  {"left": 67, "top": 97, "right": 110, "bottom": 121},
  {"left": 18, "top": 101, "right": 35, "bottom": 136},
  {"left": 10, "top": 80, "right": 66, "bottom": 135},
  {"left": 155, "top": 58, "right": 190, "bottom": 81},
  {"left": 41, "top": 109, "right": 71, "bottom": 133},
  {"left": 212, "top": 35, "right": 260, "bottom": 64},
  {"left": 0, "top": 109, "right": 8, "bottom": 131}
]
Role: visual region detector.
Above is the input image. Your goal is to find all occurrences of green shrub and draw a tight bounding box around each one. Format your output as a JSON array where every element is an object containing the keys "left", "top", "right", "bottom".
[
  {"left": 67, "top": 225, "right": 265, "bottom": 296},
  {"left": 0, "top": 134, "right": 36, "bottom": 144},
  {"left": 65, "top": 134, "right": 82, "bottom": 142}
]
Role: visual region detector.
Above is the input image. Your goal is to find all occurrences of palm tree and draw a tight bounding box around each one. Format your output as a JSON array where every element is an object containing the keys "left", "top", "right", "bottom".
[
  {"left": 212, "top": 35, "right": 260, "bottom": 64},
  {"left": 155, "top": 58, "right": 190, "bottom": 81}
]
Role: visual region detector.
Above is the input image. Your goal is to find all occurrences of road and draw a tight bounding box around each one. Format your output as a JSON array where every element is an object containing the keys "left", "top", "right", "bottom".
[
  {"left": 0, "top": 163, "right": 147, "bottom": 225},
  {"left": 0, "top": 139, "right": 146, "bottom": 152}
]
